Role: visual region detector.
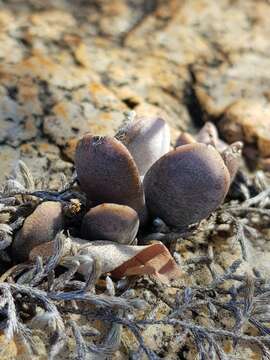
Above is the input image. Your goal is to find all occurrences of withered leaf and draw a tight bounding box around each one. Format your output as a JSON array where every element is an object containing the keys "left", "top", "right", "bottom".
[
  {"left": 30, "top": 239, "right": 182, "bottom": 284},
  {"left": 111, "top": 242, "right": 182, "bottom": 284}
]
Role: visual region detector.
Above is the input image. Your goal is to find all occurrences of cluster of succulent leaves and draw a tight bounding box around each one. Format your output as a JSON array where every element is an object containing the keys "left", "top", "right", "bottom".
[{"left": 0, "top": 159, "right": 270, "bottom": 359}]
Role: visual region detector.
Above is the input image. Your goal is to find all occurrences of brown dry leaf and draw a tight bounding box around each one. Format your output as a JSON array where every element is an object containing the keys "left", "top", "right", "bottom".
[
  {"left": 30, "top": 239, "right": 182, "bottom": 284},
  {"left": 110, "top": 242, "right": 182, "bottom": 284}
]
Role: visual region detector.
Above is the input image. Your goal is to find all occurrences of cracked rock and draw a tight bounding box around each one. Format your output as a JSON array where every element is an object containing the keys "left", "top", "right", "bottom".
[{"left": 193, "top": 53, "right": 270, "bottom": 118}]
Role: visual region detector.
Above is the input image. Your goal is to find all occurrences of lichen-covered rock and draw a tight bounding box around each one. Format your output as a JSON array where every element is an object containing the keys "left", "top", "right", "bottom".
[
  {"left": 167, "top": 0, "right": 270, "bottom": 57},
  {"left": 0, "top": 145, "right": 20, "bottom": 183},
  {"left": 125, "top": 2, "right": 211, "bottom": 65},
  {"left": 80, "top": 49, "right": 194, "bottom": 139},
  {"left": 193, "top": 53, "right": 270, "bottom": 118},
  {"left": 43, "top": 80, "right": 127, "bottom": 150}
]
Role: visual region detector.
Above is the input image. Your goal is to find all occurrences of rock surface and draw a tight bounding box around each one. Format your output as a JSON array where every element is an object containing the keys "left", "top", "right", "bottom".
[
  {"left": 219, "top": 100, "right": 270, "bottom": 163},
  {"left": 0, "top": 0, "right": 270, "bottom": 359}
]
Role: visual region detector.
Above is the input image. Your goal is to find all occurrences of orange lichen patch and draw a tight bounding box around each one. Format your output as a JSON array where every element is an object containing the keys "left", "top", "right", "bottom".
[
  {"left": 37, "top": 142, "right": 60, "bottom": 155},
  {"left": 24, "top": 118, "right": 37, "bottom": 132},
  {"left": 0, "top": 66, "right": 16, "bottom": 85},
  {"left": 63, "top": 138, "right": 78, "bottom": 161},
  {"left": 86, "top": 120, "right": 114, "bottom": 137},
  {"left": 115, "top": 88, "right": 143, "bottom": 105},
  {"left": 99, "top": 112, "right": 113, "bottom": 121},
  {"left": 0, "top": 11, "right": 15, "bottom": 31},
  {"left": 28, "top": 10, "right": 76, "bottom": 41},
  {"left": 74, "top": 43, "right": 91, "bottom": 67},
  {"left": 88, "top": 81, "right": 127, "bottom": 110},
  {"left": 10, "top": 55, "right": 94, "bottom": 89},
  {"left": 52, "top": 102, "right": 69, "bottom": 119},
  {"left": 17, "top": 76, "right": 39, "bottom": 101},
  {"left": 37, "top": 142, "right": 50, "bottom": 152},
  {"left": 102, "top": 1, "right": 128, "bottom": 16},
  {"left": 63, "top": 34, "right": 81, "bottom": 47},
  {"left": 20, "top": 143, "right": 34, "bottom": 155},
  {"left": 89, "top": 82, "right": 108, "bottom": 95},
  {"left": 92, "top": 37, "right": 111, "bottom": 47},
  {"left": 135, "top": 102, "right": 167, "bottom": 119},
  {"left": 0, "top": 332, "right": 31, "bottom": 359},
  {"left": 30, "top": 10, "right": 75, "bottom": 27},
  {"left": 0, "top": 333, "right": 17, "bottom": 360},
  {"left": 19, "top": 55, "right": 57, "bottom": 74}
]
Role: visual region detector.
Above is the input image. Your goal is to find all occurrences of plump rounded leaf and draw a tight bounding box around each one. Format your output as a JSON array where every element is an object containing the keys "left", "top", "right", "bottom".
[
  {"left": 144, "top": 143, "right": 230, "bottom": 227},
  {"left": 75, "top": 134, "right": 146, "bottom": 221},
  {"left": 116, "top": 117, "right": 170, "bottom": 176},
  {"left": 81, "top": 203, "right": 139, "bottom": 244},
  {"left": 197, "top": 122, "right": 228, "bottom": 152},
  {"left": 221, "top": 141, "right": 243, "bottom": 182},
  {"left": 175, "top": 132, "right": 196, "bottom": 147},
  {"left": 12, "top": 202, "right": 64, "bottom": 261}
]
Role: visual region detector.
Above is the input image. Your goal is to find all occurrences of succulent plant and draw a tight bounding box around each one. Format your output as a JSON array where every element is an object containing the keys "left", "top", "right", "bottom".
[
  {"left": 74, "top": 119, "right": 242, "bottom": 231},
  {"left": 139, "top": 121, "right": 243, "bottom": 228},
  {"left": 81, "top": 203, "right": 139, "bottom": 244},
  {"left": 12, "top": 201, "right": 64, "bottom": 261},
  {"left": 15, "top": 117, "right": 242, "bottom": 262}
]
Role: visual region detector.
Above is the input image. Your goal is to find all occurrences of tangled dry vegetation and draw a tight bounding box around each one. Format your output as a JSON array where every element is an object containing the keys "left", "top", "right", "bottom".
[{"left": 1, "top": 144, "right": 270, "bottom": 359}]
